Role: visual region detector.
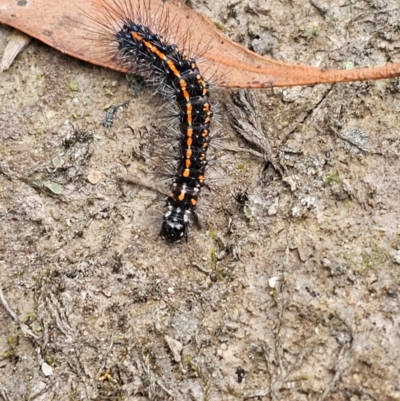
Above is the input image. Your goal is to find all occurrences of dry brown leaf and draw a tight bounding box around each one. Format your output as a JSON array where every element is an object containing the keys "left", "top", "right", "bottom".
[{"left": 1, "top": 0, "right": 400, "bottom": 87}]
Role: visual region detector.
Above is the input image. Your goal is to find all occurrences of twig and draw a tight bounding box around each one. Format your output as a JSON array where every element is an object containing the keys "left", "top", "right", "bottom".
[
  {"left": 0, "top": 388, "right": 13, "bottom": 401},
  {"left": 0, "top": 284, "right": 40, "bottom": 340}
]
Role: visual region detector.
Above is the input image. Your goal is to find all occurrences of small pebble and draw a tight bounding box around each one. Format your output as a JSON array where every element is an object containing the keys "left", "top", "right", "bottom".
[
  {"left": 165, "top": 335, "right": 183, "bottom": 362},
  {"left": 321, "top": 258, "right": 331, "bottom": 268},
  {"left": 268, "top": 277, "right": 278, "bottom": 288},
  {"left": 87, "top": 169, "right": 102, "bottom": 184},
  {"left": 41, "top": 362, "right": 53, "bottom": 376}
]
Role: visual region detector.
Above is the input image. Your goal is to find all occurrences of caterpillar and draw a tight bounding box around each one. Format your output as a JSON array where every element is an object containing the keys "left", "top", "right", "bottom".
[{"left": 86, "top": 0, "right": 214, "bottom": 242}]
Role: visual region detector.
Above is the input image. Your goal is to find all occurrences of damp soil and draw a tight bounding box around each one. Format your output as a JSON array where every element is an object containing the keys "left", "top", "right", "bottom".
[{"left": 1, "top": 1, "right": 400, "bottom": 400}]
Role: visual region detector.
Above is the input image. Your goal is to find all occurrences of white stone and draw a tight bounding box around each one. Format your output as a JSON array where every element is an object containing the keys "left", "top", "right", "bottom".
[
  {"left": 268, "top": 277, "right": 278, "bottom": 288},
  {"left": 41, "top": 362, "right": 53, "bottom": 376}
]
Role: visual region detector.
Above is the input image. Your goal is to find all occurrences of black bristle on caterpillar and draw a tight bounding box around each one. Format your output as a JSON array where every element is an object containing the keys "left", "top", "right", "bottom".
[{"left": 93, "top": 1, "right": 214, "bottom": 242}]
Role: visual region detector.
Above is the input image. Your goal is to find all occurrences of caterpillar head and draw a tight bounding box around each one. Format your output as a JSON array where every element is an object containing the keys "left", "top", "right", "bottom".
[{"left": 161, "top": 208, "right": 189, "bottom": 242}]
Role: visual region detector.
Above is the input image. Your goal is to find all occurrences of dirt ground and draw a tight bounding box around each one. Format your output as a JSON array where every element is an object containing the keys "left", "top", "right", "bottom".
[{"left": 1, "top": 0, "right": 400, "bottom": 400}]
